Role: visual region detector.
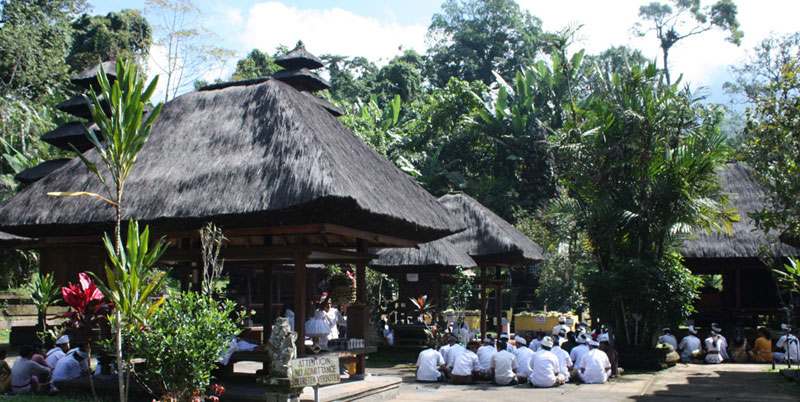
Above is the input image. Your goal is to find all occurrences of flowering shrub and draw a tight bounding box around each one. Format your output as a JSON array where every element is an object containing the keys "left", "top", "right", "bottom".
[{"left": 62, "top": 272, "right": 113, "bottom": 334}]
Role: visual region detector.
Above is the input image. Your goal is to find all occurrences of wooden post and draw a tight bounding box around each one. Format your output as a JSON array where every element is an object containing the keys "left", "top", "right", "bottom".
[
  {"left": 179, "top": 263, "right": 190, "bottom": 293},
  {"left": 480, "top": 266, "right": 487, "bottom": 339},
  {"left": 263, "top": 263, "right": 273, "bottom": 340},
  {"left": 352, "top": 260, "right": 369, "bottom": 374},
  {"left": 495, "top": 267, "right": 503, "bottom": 335},
  {"left": 294, "top": 254, "right": 307, "bottom": 355},
  {"left": 735, "top": 269, "right": 742, "bottom": 310}
]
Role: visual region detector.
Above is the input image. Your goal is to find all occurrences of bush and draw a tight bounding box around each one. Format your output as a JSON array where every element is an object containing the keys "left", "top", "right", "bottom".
[{"left": 129, "top": 292, "right": 241, "bottom": 402}]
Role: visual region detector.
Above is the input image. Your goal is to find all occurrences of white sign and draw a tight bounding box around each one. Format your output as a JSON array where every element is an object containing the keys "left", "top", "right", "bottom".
[
  {"left": 289, "top": 356, "right": 340, "bottom": 387},
  {"left": 406, "top": 273, "right": 419, "bottom": 282},
  {"left": 535, "top": 316, "right": 546, "bottom": 324}
]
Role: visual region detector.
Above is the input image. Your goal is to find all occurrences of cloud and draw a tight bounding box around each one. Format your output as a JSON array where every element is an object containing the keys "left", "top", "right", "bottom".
[{"left": 232, "top": 2, "right": 428, "bottom": 64}]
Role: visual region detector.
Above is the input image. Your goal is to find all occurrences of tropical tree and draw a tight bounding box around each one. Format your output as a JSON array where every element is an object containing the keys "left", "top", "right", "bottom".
[
  {"left": 229, "top": 48, "right": 282, "bottom": 81},
  {"left": 555, "top": 61, "right": 738, "bottom": 348},
  {"left": 633, "top": 0, "right": 743, "bottom": 84},
  {"left": 48, "top": 59, "right": 164, "bottom": 402},
  {"left": 729, "top": 32, "right": 800, "bottom": 248},
  {"left": 68, "top": 9, "right": 152, "bottom": 72}
]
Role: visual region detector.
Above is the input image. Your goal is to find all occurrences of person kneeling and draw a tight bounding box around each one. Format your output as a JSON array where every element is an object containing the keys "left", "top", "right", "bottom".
[
  {"left": 451, "top": 341, "right": 481, "bottom": 384},
  {"left": 529, "top": 337, "right": 565, "bottom": 388}
]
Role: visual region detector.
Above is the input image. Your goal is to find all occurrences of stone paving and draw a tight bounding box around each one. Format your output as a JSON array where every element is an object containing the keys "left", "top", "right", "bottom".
[{"left": 367, "top": 363, "right": 800, "bottom": 402}]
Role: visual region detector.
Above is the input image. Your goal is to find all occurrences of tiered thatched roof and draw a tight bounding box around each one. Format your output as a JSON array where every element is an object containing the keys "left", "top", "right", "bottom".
[
  {"left": 15, "top": 159, "right": 70, "bottom": 185},
  {"left": 682, "top": 163, "right": 798, "bottom": 259},
  {"left": 370, "top": 238, "right": 477, "bottom": 272},
  {"left": 438, "top": 193, "right": 544, "bottom": 266},
  {"left": 0, "top": 77, "right": 463, "bottom": 242}
]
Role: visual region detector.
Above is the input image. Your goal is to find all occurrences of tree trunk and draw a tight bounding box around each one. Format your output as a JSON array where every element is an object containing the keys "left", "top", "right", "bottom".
[
  {"left": 662, "top": 47, "right": 671, "bottom": 85},
  {"left": 116, "top": 310, "right": 125, "bottom": 402}
]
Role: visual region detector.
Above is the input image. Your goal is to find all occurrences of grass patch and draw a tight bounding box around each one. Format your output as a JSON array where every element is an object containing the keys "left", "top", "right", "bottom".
[
  {"left": 367, "top": 346, "right": 425, "bottom": 368},
  {"left": 0, "top": 329, "right": 9, "bottom": 344}
]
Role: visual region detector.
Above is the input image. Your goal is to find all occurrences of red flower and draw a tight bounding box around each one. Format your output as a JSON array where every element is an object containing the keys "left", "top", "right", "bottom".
[{"left": 61, "top": 272, "right": 112, "bottom": 328}]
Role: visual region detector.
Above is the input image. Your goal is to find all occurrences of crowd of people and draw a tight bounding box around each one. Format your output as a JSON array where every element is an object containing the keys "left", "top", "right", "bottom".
[
  {"left": 416, "top": 316, "right": 619, "bottom": 387},
  {"left": 665, "top": 323, "right": 799, "bottom": 365},
  {"left": 0, "top": 335, "right": 90, "bottom": 395}
]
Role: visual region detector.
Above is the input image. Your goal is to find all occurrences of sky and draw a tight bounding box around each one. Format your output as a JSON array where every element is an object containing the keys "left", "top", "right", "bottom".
[{"left": 89, "top": 0, "right": 800, "bottom": 104}]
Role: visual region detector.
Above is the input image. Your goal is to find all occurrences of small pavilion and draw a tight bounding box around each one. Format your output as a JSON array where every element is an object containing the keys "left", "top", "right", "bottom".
[
  {"left": 437, "top": 193, "right": 544, "bottom": 338},
  {"left": 0, "top": 47, "right": 464, "bottom": 374}
]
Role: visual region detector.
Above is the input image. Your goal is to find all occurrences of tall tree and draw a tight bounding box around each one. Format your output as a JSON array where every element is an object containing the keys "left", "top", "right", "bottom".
[
  {"left": 68, "top": 9, "right": 152, "bottom": 73},
  {"left": 730, "top": 32, "right": 800, "bottom": 248},
  {"left": 425, "top": 0, "right": 546, "bottom": 87},
  {"left": 323, "top": 55, "right": 378, "bottom": 103},
  {"left": 634, "top": 0, "right": 743, "bottom": 84},
  {"left": 556, "top": 61, "right": 738, "bottom": 348},
  {"left": 229, "top": 48, "right": 282, "bottom": 81},
  {"left": 144, "top": 0, "right": 234, "bottom": 102}
]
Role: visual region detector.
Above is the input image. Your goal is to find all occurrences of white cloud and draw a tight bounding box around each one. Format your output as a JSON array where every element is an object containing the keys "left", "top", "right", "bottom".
[{"left": 232, "top": 2, "right": 428, "bottom": 64}]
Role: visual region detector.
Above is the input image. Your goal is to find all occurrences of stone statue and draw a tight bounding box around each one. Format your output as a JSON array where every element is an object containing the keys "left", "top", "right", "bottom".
[{"left": 268, "top": 317, "right": 297, "bottom": 378}]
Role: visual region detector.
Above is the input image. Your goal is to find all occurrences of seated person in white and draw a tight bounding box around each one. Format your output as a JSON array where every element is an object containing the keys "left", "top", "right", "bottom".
[
  {"left": 579, "top": 340, "right": 611, "bottom": 384},
  {"left": 45, "top": 335, "right": 70, "bottom": 369},
  {"left": 529, "top": 336, "right": 565, "bottom": 387},
  {"left": 774, "top": 323, "right": 800, "bottom": 363},
  {"left": 439, "top": 336, "right": 457, "bottom": 368},
  {"left": 11, "top": 345, "right": 51, "bottom": 394},
  {"left": 445, "top": 340, "right": 466, "bottom": 373},
  {"left": 513, "top": 337, "right": 535, "bottom": 381},
  {"left": 704, "top": 331, "right": 724, "bottom": 364},
  {"left": 678, "top": 326, "right": 703, "bottom": 363},
  {"left": 710, "top": 323, "right": 729, "bottom": 361},
  {"left": 552, "top": 316, "right": 570, "bottom": 337},
  {"left": 382, "top": 325, "right": 394, "bottom": 346},
  {"left": 51, "top": 349, "right": 89, "bottom": 390},
  {"left": 218, "top": 336, "right": 259, "bottom": 366},
  {"left": 416, "top": 344, "right": 445, "bottom": 382},
  {"left": 476, "top": 338, "right": 497, "bottom": 379},
  {"left": 551, "top": 334, "right": 574, "bottom": 382},
  {"left": 659, "top": 327, "right": 678, "bottom": 351},
  {"left": 569, "top": 332, "right": 590, "bottom": 378},
  {"left": 450, "top": 341, "right": 481, "bottom": 384},
  {"left": 490, "top": 340, "right": 518, "bottom": 385}
]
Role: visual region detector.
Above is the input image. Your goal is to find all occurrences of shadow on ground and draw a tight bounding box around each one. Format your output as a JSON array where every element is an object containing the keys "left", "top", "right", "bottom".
[{"left": 630, "top": 368, "right": 800, "bottom": 401}]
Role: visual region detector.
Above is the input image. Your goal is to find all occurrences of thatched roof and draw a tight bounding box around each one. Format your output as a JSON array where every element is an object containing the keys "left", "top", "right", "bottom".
[
  {"left": 370, "top": 238, "right": 477, "bottom": 271},
  {"left": 437, "top": 193, "right": 544, "bottom": 266},
  {"left": 302, "top": 93, "right": 343, "bottom": 117},
  {"left": 70, "top": 61, "right": 117, "bottom": 90},
  {"left": 15, "top": 159, "right": 71, "bottom": 184},
  {"left": 0, "top": 231, "right": 36, "bottom": 248},
  {"left": 56, "top": 94, "right": 108, "bottom": 119},
  {"left": 275, "top": 47, "right": 324, "bottom": 70},
  {"left": 682, "top": 163, "right": 799, "bottom": 259},
  {"left": 0, "top": 77, "right": 463, "bottom": 243},
  {"left": 273, "top": 68, "right": 330, "bottom": 92},
  {"left": 41, "top": 122, "right": 97, "bottom": 152}
]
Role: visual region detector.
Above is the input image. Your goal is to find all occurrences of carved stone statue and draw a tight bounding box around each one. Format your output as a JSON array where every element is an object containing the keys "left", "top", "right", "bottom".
[{"left": 268, "top": 317, "right": 297, "bottom": 377}]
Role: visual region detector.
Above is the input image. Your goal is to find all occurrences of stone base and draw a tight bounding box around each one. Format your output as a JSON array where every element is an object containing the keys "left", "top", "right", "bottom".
[{"left": 298, "top": 375, "right": 400, "bottom": 402}]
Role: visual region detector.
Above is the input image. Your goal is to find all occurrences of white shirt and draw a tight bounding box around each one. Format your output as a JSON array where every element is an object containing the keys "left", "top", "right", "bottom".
[
  {"left": 327, "top": 308, "right": 340, "bottom": 339},
  {"left": 718, "top": 335, "right": 729, "bottom": 360},
  {"left": 570, "top": 344, "right": 589, "bottom": 369},
  {"left": 45, "top": 347, "right": 65, "bottom": 369},
  {"left": 459, "top": 326, "right": 471, "bottom": 345},
  {"left": 553, "top": 324, "right": 570, "bottom": 336},
  {"left": 514, "top": 346, "right": 535, "bottom": 377},
  {"left": 530, "top": 338, "right": 541, "bottom": 352},
  {"left": 10, "top": 358, "right": 50, "bottom": 393},
  {"left": 551, "top": 345, "right": 573, "bottom": 381},
  {"left": 452, "top": 350, "right": 480, "bottom": 376},
  {"left": 52, "top": 354, "right": 82, "bottom": 383},
  {"left": 416, "top": 348, "right": 444, "bottom": 382},
  {"left": 776, "top": 334, "right": 800, "bottom": 361},
  {"left": 529, "top": 349, "right": 561, "bottom": 387},
  {"left": 477, "top": 344, "right": 497, "bottom": 371},
  {"left": 445, "top": 344, "right": 465, "bottom": 369},
  {"left": 678, "top": 335, "right": 702, "bottom": 360},
  {"left": 659, "top": 334, "right": 678, "bottom": 351},
  {"left": 490, "top": 349, "right": 517, "bottom": 385},
  {"left": 579, "top": 348, "right": 611, "bottom": 384}
]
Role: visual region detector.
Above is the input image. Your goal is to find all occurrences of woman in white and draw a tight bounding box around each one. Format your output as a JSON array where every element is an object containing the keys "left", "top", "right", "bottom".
[
  {"left": 305, "top": 297, "right": 335, "bottom": 347},
  {"left": 704, "top": 331, "right": 723, "bottom": 364}
]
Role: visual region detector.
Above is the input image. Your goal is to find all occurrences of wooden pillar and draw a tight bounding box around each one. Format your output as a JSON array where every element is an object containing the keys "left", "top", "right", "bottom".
[
  {"left": 495, "top": 267, "right": 503, "bottom": 335},
  {"left": 349, "top": 260, "right": 369, "bottom": 374},
  {"left": 480, "top": 266, "right": 487, "bottom": 339},
  {"left": 294, "top": 254, "right": 307, "bottom": 355},
  {"left": 263, "top": 263, "right": 273, "bottom": 339},
  {"left": 179, "top": 263, "right": 190, "bottom": 293},
  {"left": 735, "top": 269, "right": 742, "bottom": 310}
]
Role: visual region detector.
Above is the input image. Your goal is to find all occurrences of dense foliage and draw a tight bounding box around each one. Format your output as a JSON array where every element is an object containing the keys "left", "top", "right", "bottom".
[{"left": 129, "top": 292, "right": 241, "bottom": 402}]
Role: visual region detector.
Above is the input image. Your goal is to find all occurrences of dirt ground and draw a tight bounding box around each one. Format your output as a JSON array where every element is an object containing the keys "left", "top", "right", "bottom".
[{"left": 367, "top": 363, "right": 800, "bottom": 402}]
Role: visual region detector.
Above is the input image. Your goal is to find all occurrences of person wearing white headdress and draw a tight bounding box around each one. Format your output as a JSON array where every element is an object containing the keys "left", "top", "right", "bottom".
[
  {"left": 530, "top": 336, "right": 565, "bottom": 387},
  {"left": 476, "top": 337, "right": 496, "bottom": 380},
  {"left": 710, "top": 323, "right": 728, "bottom": 361},
  {"left": 551, "top": 332, "right": 573, "bottom": 382},
  {"left": 774, "top": 323, "right": 800, "bottom": 363},
  {"left": 579, "top": 339, "right": 611, "bottom": 384},
  {"left": 569, "top": 332, "right": 590, "bottom": 376},
  {"left": 659, "top": 327, "right": 678, "bottom": 351},
  {"left": 678, "top": 326, "right": 702, "bottom": 363},
  {"left": 552, "top": 316, "right": 570, "bottom": 337},
  {"left": 45, "top": 335, "right": 70, "bottom": 369},
  {"left": 51, "top": 348, "right": 89, "bottom": 389},
  {"left": 704, "top": 329, "right": 724, "bottom": 364},
  {"left": 513, "top": 337, "right": 534, "bottom": 381},
  {"left": 490, "top": 339, "right": 518, "bottom": 385}
]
